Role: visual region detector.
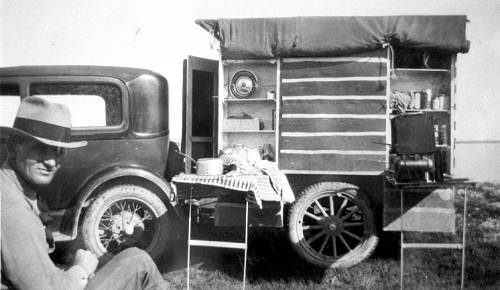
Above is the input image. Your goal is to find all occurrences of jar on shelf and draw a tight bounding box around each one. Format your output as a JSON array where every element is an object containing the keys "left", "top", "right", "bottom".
[
  {"left": 431, "top": 97, "right": 440, "bottom": 110},
  {"left": 438, "top": 95, "right": 450, "bottom": 110},
  {"left": 423, "top": 89, "right": 432, "bottom": 109}
]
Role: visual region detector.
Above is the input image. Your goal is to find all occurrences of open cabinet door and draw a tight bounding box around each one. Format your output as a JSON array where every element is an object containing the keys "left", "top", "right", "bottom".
[{"left": 182, "top": 56, "right": 219, "bottom": 173}]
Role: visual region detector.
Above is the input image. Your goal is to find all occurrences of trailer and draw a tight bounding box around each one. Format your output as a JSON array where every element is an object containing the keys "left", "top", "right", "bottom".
[{"left": 176, "top": 16, "right": 471, "bottom": 268}]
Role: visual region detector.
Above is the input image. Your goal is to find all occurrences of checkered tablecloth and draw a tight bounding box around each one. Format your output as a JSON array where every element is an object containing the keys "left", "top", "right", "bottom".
[{"left": 172, "top": 173, "right": 280, "bottom": 208}]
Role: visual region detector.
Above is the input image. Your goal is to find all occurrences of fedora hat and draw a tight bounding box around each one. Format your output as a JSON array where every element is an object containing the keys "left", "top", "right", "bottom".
[{"left": 0, "top": 96, "right": 87, "bottom": 148}]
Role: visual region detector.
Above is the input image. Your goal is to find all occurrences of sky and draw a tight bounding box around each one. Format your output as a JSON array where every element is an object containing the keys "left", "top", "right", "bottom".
[
  {"left": 1, "top": 0, "right": 499, "bottom": 181},
  {"left": 1, "top": 0, "right": 499, "bottom": 142}
]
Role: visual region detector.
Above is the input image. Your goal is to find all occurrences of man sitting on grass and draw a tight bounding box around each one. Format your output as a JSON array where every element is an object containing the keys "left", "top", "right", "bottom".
[{"left": 1, "top": 96, "right": 168, "bottom": 290}]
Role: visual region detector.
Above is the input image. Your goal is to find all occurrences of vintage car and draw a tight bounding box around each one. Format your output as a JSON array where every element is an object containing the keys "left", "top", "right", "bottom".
[{"left": 0, "top": 66, "right": 183, "bottom": 261}]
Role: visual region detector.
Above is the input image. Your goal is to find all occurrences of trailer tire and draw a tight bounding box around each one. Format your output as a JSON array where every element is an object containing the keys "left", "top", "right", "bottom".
[
  {"left": 288, "top": 182, "right": 378, "bottom": 268},
  {"left": 82, "top": 184, "right": 169, "bottom": 262}
]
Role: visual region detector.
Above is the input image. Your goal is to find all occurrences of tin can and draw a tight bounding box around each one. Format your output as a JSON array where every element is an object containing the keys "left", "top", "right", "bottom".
[
  {"left": 419, "top": 91, "right": 429, "bottom": 109},
  {"left": 438, "top": 95, "right": 450, "bottom": 110},
  {"left": 432, "top": 97, "right": 440, "bottom": 110},
  {"left": 424, "top": 89, "right": 432, "bottom": 109},
  {"left": 439, "top": 124, "right": 448, "bottom": 145},
  {"left": 413, "top": 92, "right": 421, "bottom": 109},
  {"left": 434, "top": 125, "right": 440, "bottom": 145}
]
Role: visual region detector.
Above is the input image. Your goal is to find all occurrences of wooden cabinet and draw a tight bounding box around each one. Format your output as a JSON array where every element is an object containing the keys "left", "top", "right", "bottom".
[
  {"left": 216, "top": 49, "right": 458, "bottom": 177},
  {"left": 389, "top": 50, "right": 456, "bottom": 175},
  {"left": 219, "top": 60, "right": 279, "bottom": 156}
]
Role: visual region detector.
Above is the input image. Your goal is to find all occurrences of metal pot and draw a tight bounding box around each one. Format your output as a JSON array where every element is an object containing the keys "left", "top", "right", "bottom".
[
  {"left": 174, "top": 150, "right": 223, "bottom": 175},
  {"left": 196, "top": 158, "right": 223, "bottom": 175}
]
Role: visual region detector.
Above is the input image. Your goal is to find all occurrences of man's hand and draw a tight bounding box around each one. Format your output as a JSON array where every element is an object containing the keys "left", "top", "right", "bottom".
[{"left": 73, "top": 249, "right": 98, "bottom": 276}]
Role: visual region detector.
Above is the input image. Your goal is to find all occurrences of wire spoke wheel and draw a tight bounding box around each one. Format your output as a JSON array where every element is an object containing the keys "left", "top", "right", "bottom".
[
  {"left": 96, "top": 199, "right": 158, "bottom": 255},
  {"left": 82, "top": 184, "right": 170, "bottom": 262},
  {"left": 288, "top": 182, "right": 378, "bottom": 268}
]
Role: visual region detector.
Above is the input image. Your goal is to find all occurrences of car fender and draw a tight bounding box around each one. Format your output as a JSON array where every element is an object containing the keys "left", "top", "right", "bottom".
[{"left": 65, "top": 165, "right": 180, "bottom": 239}]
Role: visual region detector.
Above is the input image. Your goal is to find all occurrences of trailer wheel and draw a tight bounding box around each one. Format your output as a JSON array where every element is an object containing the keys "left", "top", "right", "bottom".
[
  {"left": 288, "top": 182, "right": 378, "bottom": 268},
  {"left": 82, "top": 184, "right": 169, "bottom": 262}
]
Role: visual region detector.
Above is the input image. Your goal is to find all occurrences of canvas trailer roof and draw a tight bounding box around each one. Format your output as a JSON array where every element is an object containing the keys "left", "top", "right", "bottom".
[{"left": 196, "top": 16, "right": 469, "bottom": 59}]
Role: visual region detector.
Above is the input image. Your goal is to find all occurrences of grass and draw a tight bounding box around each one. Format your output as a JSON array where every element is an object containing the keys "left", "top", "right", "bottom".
[{"left": 157, "top": 183, "right": 500, "bottom": 289}]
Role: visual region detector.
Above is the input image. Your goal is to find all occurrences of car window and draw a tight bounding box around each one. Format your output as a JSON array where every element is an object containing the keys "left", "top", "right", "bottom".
[
  {"left": 30, "top": 83, "right": 122, "bottom": 128},
  {"left": 0, "top": 84, "right": 21, "bottom": 127}
]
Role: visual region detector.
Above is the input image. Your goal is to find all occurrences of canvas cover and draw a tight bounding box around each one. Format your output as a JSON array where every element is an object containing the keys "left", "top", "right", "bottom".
[{"left": 196, "top": 16, "right": 469, "bottom": 59}]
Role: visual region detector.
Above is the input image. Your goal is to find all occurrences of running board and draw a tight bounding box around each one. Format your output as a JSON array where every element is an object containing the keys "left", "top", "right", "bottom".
[{"left": 52, "top": 232, "right": 74, "bottom": 242}]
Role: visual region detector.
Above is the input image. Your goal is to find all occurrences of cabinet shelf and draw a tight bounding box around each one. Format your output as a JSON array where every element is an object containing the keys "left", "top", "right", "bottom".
[
  {"left": 224, "top": 98, "right": 276, "bottom": 103},
  {"left": 392, "top": 68, "right": 451, "bottom": 73},
  {"left": 222, "top": 130, "right": 275, "bottom": 133},
  {"left": 405, "top": 109, "right": 450, "bottom": 113},
  {"left": 390, "top": 110, "right": 450, "bottom": 118}
]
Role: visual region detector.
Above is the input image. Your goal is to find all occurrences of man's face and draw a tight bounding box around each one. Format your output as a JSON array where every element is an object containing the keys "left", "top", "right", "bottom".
[{"left": 11, "top": 138, "right": 64, "bottom": 186}]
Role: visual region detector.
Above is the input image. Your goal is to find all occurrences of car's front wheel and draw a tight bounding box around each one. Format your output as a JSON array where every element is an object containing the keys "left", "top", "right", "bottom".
[{"left": 81, "top": 184, "right": 169, "bottom": 262}]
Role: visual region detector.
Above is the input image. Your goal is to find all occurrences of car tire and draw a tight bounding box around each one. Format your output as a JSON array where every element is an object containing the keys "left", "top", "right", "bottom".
[
  {"left": 81, "top": 184, "right": 169, "bottom": 262},
  {"left": 288, "top": 182, "right": 378, "bottom": 268}
]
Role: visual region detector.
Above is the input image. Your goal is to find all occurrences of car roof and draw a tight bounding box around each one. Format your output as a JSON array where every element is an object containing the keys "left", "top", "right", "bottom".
[{"left": 0, "top": 65, "right": 163, "bottom": 82}]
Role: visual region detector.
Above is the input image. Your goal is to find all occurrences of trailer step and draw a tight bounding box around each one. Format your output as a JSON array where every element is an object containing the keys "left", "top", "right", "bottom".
[
  {"left": 402, "top": 243, "right": 463, "bottom": 249},
  {"left": 188, "top": 239, "right": 247, "bottom": 249}
]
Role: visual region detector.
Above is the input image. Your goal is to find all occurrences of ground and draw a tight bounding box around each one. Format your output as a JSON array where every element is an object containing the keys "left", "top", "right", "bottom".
[
  {"left": 156, "top": 182, "right": 500, "bottom": 289},
  {"left": 50, "top": 183, "right": 500, "bottom": 289}
]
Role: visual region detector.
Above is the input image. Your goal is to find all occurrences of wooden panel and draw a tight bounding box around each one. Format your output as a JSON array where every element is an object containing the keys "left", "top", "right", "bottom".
[
  {"left": 383, "top": 188, "right": 456, "bottom": 232},
  {"left": 278, "top": 50, "right": 388, "bottom": 172},
  {"left": 282, "top": 62, "right": 387, "bottom": 79},
  {"left": 279, "top": 153, "right": 386, "bottom": 171},
  {"left": 281, "top": 81, "right": 386, "bottom": 96},
  {"left": 282, "top": 99, "right": 386, "bottom": 114},
  {"left": 215, "top": 201, "right": 283, "bottom": 227},
  {"left": 281, "top": 135, "right": 386, "bottom": 151},
  {"left": 280, "top": 118, "right": 386, "bottom": 132}
]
